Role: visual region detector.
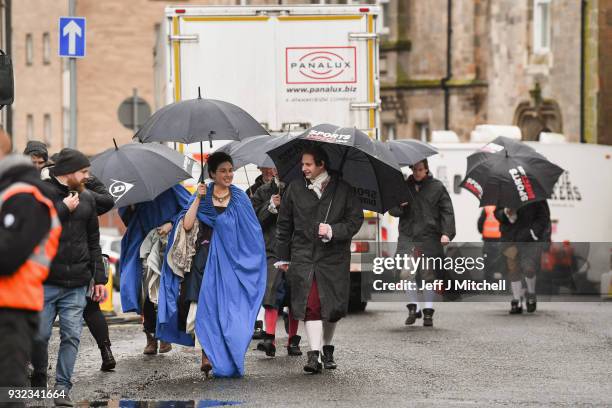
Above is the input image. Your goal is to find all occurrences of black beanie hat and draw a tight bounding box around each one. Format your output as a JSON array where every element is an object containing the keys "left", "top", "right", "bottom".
[
  {"left": 52, "top": 148, "right": 90, "bottom": 176},
  {"left": 23, "top": 140, "right": 48, "bottom": 161}
]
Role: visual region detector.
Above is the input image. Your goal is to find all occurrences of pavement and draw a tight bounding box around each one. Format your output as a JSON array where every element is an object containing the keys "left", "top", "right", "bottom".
[{"left": 33, "top": 300, "right": 612, "bottom": 407}]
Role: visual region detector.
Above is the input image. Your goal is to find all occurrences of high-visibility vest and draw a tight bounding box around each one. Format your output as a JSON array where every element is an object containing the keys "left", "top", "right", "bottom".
[
  {"left": 482, "top": 205, "right": 501, "bottom": 239},
  {"left": 0, "top": 182, "right": 62, "bottom": 311}
]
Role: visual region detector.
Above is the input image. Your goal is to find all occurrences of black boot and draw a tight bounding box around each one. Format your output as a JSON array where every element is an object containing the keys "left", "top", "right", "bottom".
[
  {"left": 405, "top": 303, "right": 422, "bottom": 325},
  {"left": 509, "top": 299, "right": 523, "bottom": 314},
  {"left": 526, "top": 294, "right": 537, "bottom": 313},
  {"left": 256, "top": 333, "right": 276, "bottom": 357},
  {"left": 303, "top": 351, "right": 322, "bottom": 374},
  {"left": 100, "top": 340, "right": 116, "bottom": 371},
  {"left": 321, "top": 345, "right": 337, "bottom": 370},
  {"left": 287, "top": 335, "right": 303, "bottom": 356},
  {"left": 252, "top": 320, "right": 265, "bottom": 340},
  {"left": 422, "top": 308, "right": 434, "bottom": 327},
  {"left": 30, "top": 372, "right": 47, "bottom": 388}
]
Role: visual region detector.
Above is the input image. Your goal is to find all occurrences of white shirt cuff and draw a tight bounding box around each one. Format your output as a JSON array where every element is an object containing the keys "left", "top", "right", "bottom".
[
  {"left": 274, "top": 261, "right": 290, "bottom": 268},
  {"left": 268, "top": 197, "right": 278, "bottom": 214}
]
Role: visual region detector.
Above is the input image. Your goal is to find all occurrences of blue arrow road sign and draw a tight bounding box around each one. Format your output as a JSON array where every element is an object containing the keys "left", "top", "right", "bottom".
[{"left": 59, "top": 17, "right": 86, "bottom": 58}]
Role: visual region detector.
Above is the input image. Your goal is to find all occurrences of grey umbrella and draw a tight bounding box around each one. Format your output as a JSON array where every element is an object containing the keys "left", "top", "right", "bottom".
[
  {"left": 135, "top": 88, "right": 268, "bottom": 178},
  {"left": 385, "top": 139, "right": 438, "bottom": 167},
  {"left": 216, "top": 135, "right": 287, "bottom": 169},
  {"left": 266, "top": 124, "right": 406, "bottom": 213},
  {"left": 90, "top": 140, "right": 196, "bottom": 208}
]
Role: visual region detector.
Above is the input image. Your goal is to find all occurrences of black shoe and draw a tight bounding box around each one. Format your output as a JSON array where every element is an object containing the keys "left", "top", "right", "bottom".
[
  {"left": 252, "top": 320, "right": 265, "bottom": 340},
  {"left": 321, "top": 345, "right": 337, "bottom": 370},
  {"left": 54, "top": 388, "right": 74, "bottom": 407},
  {"left": 526, "top": 294, "right": 537, "bottom": 313},
  {"left": 303, "top": 351, "right": 322, "bottom": 374},
  {"left": 405, "top": 303, "right": 422, "bottom": 325},
  {"left": 287, "top": 335, "right": 303, "bottom": 356},
  {"left": 256, "top": 333, "right": 276, "bottom": 357},
  {"left": 422, "top": 308, "right": 434, "bottom": 327},
  {"left": 30, "top": 373, "right": 47, "bottom": 388},
  {"left": 509, "top": 299, "right": 523, "bottom": 314}
]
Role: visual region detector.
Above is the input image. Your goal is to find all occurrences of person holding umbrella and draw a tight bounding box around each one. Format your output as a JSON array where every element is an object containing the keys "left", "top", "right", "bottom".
[
  {"left": 460, "top": 136, "right": 563, "bottom": 314},
  {"left": 157, "top": 151, "right": 267, "bottom": 378},
  {"left": 389, "top": 159, "right": 455, "bottom": 327},
  {"left": 495, "top": 202, "right": 551, "bottom": 314},
  {"left": 251, "top": 168, "right": 302, "bottom": 357},
  {"left": 275, "top": 145, "right": 364, "bottom": 374}
]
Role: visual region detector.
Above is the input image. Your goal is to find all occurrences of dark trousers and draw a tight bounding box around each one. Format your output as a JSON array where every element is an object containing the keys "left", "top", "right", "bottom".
[
  {"left": 0, "top": 308, "right": 39, "bottom": 388},
  {"left": 142, "top": 296, "right": 156, "bottom": 334},
  {"left": 83, "top": 298, "right": 110, "bottom": 348}
]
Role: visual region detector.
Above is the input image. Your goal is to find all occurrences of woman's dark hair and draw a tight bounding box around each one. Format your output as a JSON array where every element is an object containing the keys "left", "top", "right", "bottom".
[
  {"left": 302, "top": 144, "right": 330, "bottom": 168},
  {"left": 409, "top": 158, "right": 429, "bottom": 171},
  {"left": 207, "top": 151, "right": 233, "bottom": 177}
]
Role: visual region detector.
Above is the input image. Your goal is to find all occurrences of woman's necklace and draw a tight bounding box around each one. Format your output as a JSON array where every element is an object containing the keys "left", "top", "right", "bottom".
[{"left": 212, "top": 189, "right": 231, "bottom": 204}]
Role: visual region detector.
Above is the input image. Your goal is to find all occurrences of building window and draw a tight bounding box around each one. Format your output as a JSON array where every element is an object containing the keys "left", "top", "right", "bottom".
[
  {"left": 43, "top": 114, "right": 52, "bottom": 145},
  {"left": 383, "top": 123, "right": 396, "bottom": 141},
  {"left": 42, "top": 33, "right": 51, "bottom": 65},
  {"left": 26, "top": 114, "right": 34, "bottom": 140},
  {"left": 415, "top": 121, "right": 430, "bottom": 142},
  {"left": 533, "top": 0, "right": 551, "bottom": 54},
  {"left": 26, "top": 34, "right": 33, "bottom": 66},
  {"left": 380, "top": 0, "right": 390, "bottom": 35}
]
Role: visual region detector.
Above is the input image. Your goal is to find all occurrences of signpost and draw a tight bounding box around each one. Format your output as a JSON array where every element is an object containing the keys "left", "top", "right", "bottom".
[{"left": 59, "top": 1, "right": 85, "bottom": 149}]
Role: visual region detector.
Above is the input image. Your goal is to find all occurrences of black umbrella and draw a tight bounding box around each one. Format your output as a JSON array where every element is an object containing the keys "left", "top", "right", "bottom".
[
  {"left": 135, "top": 88, "right": 268, "bottom": 179},
  {"left": 91, "top": 140, "right": 196, "bottom": 208},
  {"left": 266, "top": 124, "right": 406, "bottom": 213},
  {"left": 460, "top": 136, "right": 564, "bottom": 209},
  {"left": 385, "top": 139, "right": 438, "bottom": 167}
]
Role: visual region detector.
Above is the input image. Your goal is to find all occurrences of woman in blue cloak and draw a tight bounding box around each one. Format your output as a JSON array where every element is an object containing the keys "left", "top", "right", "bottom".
[
  {"left": 157, "top": 151, "right": 267, "bottom": 378},
  {"left": 118, "top": 184, "right": 191, "bottom": 354}
]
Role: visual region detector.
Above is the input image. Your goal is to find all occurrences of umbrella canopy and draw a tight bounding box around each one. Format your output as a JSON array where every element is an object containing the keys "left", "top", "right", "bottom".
[
  {"left": 266, "top": 124, "right": 406, "bottom": 213},
  {"left": 385, "top": 139, "right": 438, "bottom": 167},
  {"left": 215, "top": 134, "right": 282, "bottom": 170},
  {"left": 135, "top": 93, "right": 268, "bottom": 145},
  {"left": 460, "top": 136, "right": 564, "bottom": 209},
  {"left": 91, "top": 141, "right": 196, "bottom": 208}
]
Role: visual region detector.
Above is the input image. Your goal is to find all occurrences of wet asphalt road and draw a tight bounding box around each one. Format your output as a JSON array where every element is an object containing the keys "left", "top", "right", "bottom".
[{"left": 38, "top": 301, "right": 612, "bottom": 407}]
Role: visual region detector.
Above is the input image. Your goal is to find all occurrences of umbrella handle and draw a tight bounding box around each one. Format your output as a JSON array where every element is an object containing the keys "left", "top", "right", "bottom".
[{"left": 200, "top": 141, "right": 205, "bottom": 183}]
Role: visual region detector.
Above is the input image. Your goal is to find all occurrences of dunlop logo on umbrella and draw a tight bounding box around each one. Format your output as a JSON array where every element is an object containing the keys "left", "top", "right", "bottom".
[
  {"left": 109, "top": 179, "right": 134, "bottom": 202},
  {"left": 463, "top": 177, "right": 483, "bottom": 199},
  {"left": 508, "top": 166, "right": 535, "bottom": 202}
]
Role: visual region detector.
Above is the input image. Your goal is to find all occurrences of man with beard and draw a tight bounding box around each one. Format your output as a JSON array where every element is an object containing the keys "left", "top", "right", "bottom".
[
  {"left": 389, "top": 159, "right": 455, "bottom": 327},
  {"left": 275, "top": 146, "right": 363, "bottom": 374},
  {"left": 0, "top": 130, "right": 61, "bottom": 408},
  {"left": 251, "top": 168, "right": 302, "bottom": 357},
  {"left": 31, "top": 148, "right": 106, "bottom": 407}
]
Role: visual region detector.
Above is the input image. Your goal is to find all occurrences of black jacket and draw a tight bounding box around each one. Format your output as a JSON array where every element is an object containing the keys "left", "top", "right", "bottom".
[
  {"left": 85, "top": 176, "right": 114, "bottom": 216},
  {"left": 251, "top": 179, "right": 284, "bottom": 259},
  {"left": 44, "top": 176, "right": 106, "bottom": 287},
  {"left": 247, "top": 175, "right": 266, "bottom": 198},
  {"left": 388, "top": 174, "right": 455, "bottom": 255},
  {"left": 0, "top": 156, "right": 52, "bottom": 276},
  {"left": 276, "top": 175, "right": 363, "bottom": 321},
  {"left": 494, "top": 201, "right": 551, "bottom": 243}
]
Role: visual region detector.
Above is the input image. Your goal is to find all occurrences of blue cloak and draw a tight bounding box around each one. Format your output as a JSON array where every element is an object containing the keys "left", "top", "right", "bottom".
[
  {"left": 118, "top": 184, "right": 191, "bottom": 313},
  {"left": 156, "top": 184, "right": 267, "bottom": 377}
]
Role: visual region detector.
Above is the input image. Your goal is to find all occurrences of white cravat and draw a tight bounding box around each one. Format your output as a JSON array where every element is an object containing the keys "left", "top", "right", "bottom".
[{"left": 307, "top": 171, "right": 330, "bottom": 199}]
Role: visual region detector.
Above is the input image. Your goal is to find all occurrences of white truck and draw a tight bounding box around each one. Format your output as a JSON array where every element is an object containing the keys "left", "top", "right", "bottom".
[{"left": 154, "top": 4, "right": 382, "bottom": 310}]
